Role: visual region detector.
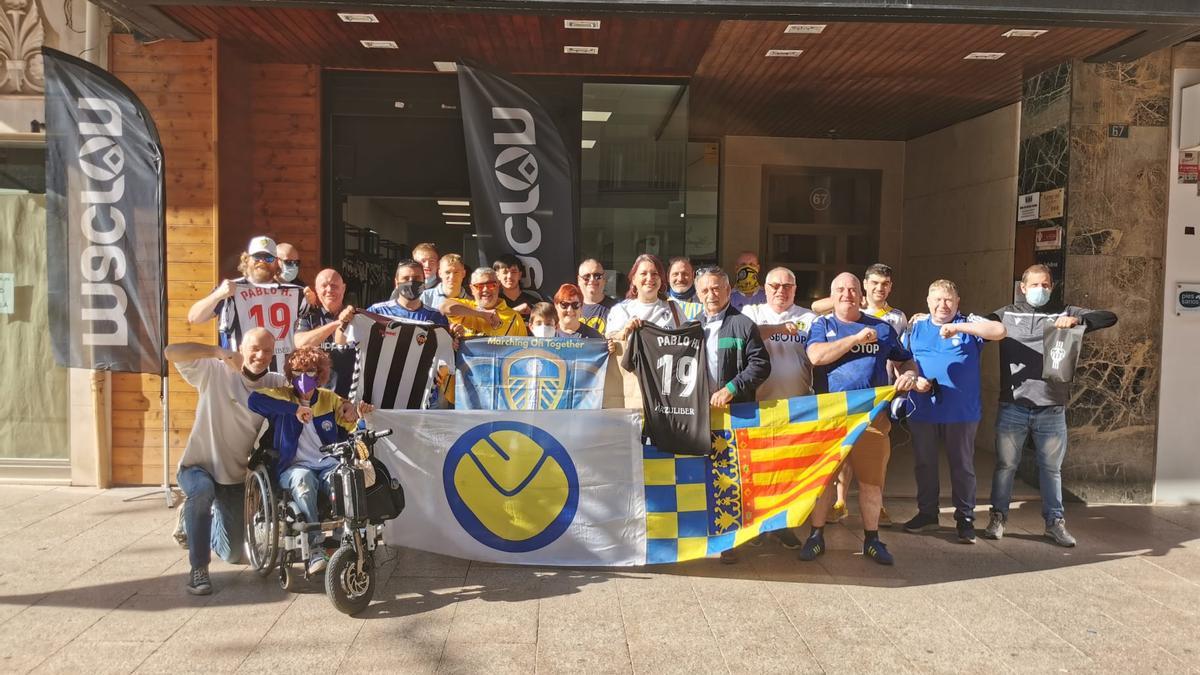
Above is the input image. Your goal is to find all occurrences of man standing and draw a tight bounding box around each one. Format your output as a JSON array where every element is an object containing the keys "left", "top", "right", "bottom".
[
  {"left": 421, "top": 253, "right": 469, "bottom": 311},
  {"left": 187, "top": 236, "right": 307, "bottom": 360},
  {"left": 275, "top": 242, "right": 305, "bottom": 286},
  {"left": 578, "top": 258, "right": 616, "bottom": 335},
  {"left": 295, "top": 268, "right": 357, "bottom": 397},
  {"left": 694, "top": 267, "right": 772, "bottom": 564},
  {"left": 367, "top": 260, "right": 450, "bottom": 327},
  {"left": 741, "top": 267, "right": 818, "bottom": 401},
  {"left": 667, "top": 257, "right": 697, "bottom": 302},
  {"left": 442, "top": 267, "right": 529, "bottom": 337},
  {"left": 900, "top": 280, "right": 1006, "bottom": 544},
  {"left": 166, "top": 327, "right": 286, "bottom": 595},
  {"left": 813, "top": 262, "right": 906, "bottom": 526},
  {"left": 412, "top": 242, "right": 441, "bottom": 290},
  {"left": 730, "top": 251, "right": 767, "bottom": 310},
  {"left": 494, "top": 254, "right": 545, "bottom": 317},
  {"left": 801, "top": 273, "right": 926, "bottom": 566},
  {"left": 984, "top": 264, "right": 1116, "bottom": 546}
]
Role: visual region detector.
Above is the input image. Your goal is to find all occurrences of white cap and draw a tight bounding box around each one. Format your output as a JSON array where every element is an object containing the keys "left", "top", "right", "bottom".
[{"left": 247, "top": 236, "right": 277, "bottom": 256}]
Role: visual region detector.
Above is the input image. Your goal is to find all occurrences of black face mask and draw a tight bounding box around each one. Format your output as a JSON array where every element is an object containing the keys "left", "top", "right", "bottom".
[
  {"left": 242, "top": 366, "right": 266, "bottom": 381},
  {"left": 395, "top": 280, "right": 424, "bottom": 301}
]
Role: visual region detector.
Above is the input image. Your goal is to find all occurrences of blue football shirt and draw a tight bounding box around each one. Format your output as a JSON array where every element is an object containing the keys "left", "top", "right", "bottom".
[
  {"left": 364, "top": 301, "right": 449, "bottom": 327},
  {"left": 809, "top": 313, "right": 912, "bottom": 393},
  {"left": 903, "top": 313, "right": 986, "bottom": 423}
]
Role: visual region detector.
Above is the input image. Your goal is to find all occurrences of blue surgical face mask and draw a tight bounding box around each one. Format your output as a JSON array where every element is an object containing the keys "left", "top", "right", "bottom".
[
  {"left": 293, "top": 373, "right": 317, "bottom": 398},
  {"left": 1025, "top": 286, "right": 1052, "bottom": 308}
]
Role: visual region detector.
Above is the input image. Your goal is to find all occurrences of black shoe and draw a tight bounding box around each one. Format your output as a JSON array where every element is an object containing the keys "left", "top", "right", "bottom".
[
  {"left": 902, "top": 512, "right": 940, "bottom": 533},
  {"left": 720, "top": 549, "right": 739, "bottom": 564},
  {"left": 797, "top": 531, "right": 826, "bottom": 562},
  {"left": 774, "top": 529, "right": 803, "bottom": 550},
  {"left": 956, "top": 521, "right": 977, "bottom": 544},
  {"left": 187, "top": 566, "right": 212, "bottom": 595}
]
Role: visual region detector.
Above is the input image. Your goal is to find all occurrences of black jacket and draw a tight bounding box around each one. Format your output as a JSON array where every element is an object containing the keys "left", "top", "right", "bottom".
[{"left": 708, "top": 307, "right": 772, "bottom": 403}]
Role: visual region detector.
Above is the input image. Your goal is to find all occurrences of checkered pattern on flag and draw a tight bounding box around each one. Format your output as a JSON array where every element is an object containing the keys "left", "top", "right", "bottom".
[{"left": 643, "top": 386, "right": 896, "bottom": 564}]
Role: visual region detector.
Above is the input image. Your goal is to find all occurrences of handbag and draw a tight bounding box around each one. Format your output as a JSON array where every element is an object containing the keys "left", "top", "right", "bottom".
[{"left": 1042, "top": 324, "right": 1086, "bottom": 383}]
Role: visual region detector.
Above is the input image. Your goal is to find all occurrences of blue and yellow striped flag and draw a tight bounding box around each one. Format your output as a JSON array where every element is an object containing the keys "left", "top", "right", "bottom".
[{"left": 643, "top": 386, "right": 896, "bottom": 564}]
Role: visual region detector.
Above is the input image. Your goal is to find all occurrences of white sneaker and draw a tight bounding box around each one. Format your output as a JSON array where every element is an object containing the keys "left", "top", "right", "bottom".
[{"left": 307, "top": 549, "right": 328, "bottom": 575}]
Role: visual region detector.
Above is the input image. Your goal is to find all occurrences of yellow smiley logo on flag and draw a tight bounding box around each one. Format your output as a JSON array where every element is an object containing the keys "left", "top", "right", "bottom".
[{"left": 443, "top": 422, "right": 579, "bottom": 552}]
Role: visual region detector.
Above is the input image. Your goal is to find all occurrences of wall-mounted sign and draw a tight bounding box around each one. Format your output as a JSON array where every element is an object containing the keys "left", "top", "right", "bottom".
[
  {"left": 1039, "top": 188, "right": 1065, "bottom": 219},
  {"left": 1108, "top": 123, "right": 1130, "bottom": 138},
  {"left": 1179, "top": 151, "right": 1199, "bottom": 184},
  {"left": 1177, "top": 283, "right": 1200, "bottom": 315},
  {"left": 0, "top": 273, "right": 12, "bottom": 315},
  {"left": 809, "top": 187, "right": 831, "bottom": 211},
  {"left": 1035, "top": 226, "right": 1063, "bottom": 251},
  {"left": 1017, "top": 192, "right": 1040, "bottom": 222}
]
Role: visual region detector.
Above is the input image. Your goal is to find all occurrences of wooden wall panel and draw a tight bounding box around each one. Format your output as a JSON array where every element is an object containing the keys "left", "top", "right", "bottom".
[
  {"left": 109, "top": 35, "right": 217, "bottom": 486},
  {"left": 105, "top": 40, "right": 321, "bottom": 485},
  {"left": 250, "top": 63, "right": 322, "bottom": 266}
]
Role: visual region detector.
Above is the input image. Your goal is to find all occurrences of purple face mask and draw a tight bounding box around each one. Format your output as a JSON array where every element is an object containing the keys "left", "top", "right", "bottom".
[{"left": 293, "top": 373, "right": 317, "bottom": 398}]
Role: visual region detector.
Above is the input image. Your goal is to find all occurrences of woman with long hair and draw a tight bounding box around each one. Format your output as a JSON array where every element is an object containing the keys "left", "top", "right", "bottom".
[{"left": 604, "top": 254, "right": 683, "bottom": 341}]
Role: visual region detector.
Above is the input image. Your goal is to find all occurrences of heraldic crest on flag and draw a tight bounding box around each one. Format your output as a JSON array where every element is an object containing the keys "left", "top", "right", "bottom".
[
  {"left": 642, "top": 386, "right": 896, "bottom": 564},
  {"left": 370, "top": 386, "right": 896, "bottom": 566}
]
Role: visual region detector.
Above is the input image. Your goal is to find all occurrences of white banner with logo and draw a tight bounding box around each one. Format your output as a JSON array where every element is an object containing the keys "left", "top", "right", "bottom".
[{"left": 370, "top": 408, "right": 645, "bottom": 566}]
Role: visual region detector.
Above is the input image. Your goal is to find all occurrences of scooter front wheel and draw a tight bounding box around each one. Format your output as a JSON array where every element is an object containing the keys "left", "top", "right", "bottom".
[{"left": 325, "top": 544, "right": 375, "bottom": 615}]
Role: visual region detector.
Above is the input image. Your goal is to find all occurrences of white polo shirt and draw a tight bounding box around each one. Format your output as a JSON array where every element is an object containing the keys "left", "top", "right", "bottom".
[{"left": 741, "top": 303, "right": 817, "bottom": 400}]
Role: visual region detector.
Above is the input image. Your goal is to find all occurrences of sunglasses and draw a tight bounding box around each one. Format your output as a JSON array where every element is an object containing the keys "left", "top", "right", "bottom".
[
  {"left": 558, "top": 301, "right": 582, "bottom": 310},
  {"left": 766, "top": 283, "right": 795, "bottom": 290},
  {"left": 579, "top": 273, "right": 604, "bottom": 281},
  {"left": 280, "top": 259, "right": 301, "bottom": 266},
  {"left": 471, "top": 281, "right": 499, "bottom": 290},
  {"left": 251, "top": 253, "right": 277, "bottom": 263}
]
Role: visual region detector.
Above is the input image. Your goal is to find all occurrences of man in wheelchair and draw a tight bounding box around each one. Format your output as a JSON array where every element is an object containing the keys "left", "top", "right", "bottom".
[{"left": 246, "top": 347, "right": 371, "bottom": 575}]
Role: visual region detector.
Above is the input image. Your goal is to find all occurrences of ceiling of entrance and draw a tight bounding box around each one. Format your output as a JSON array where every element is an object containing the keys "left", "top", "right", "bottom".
[{"left": 157, "top": 7, "right": 1138, "bottom": 139}]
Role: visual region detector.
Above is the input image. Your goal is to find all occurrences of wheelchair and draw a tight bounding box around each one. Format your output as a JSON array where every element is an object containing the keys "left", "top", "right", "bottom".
[{"left": 244, "top": 426, "right": 402, "bottom": 615}]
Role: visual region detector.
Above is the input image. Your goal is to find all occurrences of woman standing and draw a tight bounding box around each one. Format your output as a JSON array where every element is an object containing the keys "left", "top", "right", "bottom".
[
  {"left": 552, "top": 284, "right": 604, "bottom": 338},
  {"left": 604, "top": 254, "right": 683, "bottom": 340}
]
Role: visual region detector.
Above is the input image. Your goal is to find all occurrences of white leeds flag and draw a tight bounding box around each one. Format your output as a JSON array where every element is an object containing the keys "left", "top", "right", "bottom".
[{"left": 370, "top": 409, "right": 645, "bottom": 566}]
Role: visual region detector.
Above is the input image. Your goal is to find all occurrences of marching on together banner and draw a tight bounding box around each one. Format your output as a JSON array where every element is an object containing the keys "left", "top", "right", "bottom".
[
  {"left": 455, "top": 336, "right": 609, "bottom": 410},
  {"left": 371, "top": 386, "right": 896, "bottom": 566}
]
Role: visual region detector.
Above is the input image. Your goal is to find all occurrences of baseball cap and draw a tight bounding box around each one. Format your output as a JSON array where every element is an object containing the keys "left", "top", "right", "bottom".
[{"left": 247, "top": 236, "right": 277, "bottom": 256}]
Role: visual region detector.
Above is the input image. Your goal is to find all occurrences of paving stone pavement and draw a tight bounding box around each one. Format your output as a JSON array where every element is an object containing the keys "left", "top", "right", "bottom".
[{"left": 0, "top": 483, "right": 1196, "bottom": 674}]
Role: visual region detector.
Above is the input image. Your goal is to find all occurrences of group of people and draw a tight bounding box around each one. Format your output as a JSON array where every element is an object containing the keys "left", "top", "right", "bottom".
[{"left": 169, "top": 235, "right": 1116, "bottom": 594}]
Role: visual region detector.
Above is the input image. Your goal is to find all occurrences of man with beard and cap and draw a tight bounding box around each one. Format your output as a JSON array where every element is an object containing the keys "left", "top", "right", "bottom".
[
  {"left": 167, "top": 327, "right": 287, "bottom": 595},
  {"left": 187, "top": 236, "right": 308, "bottom": 365},
  {"left": 367, "top": 260, "right": 451, "bottom": 327},
  {"left": 295, "top": 268, "right": 358, "bottom": 397},
  {"left": 800, "top": 272, "right": 928, "bottom": 566},
  {"left": 443, "top": 267, "right": 529, "bottom": 337},
  {"left": 730, "top": 251, "right": 767, "bottom": 311},
  {"left": 578, "top": 258, "right": 617, "bottom": 335},
  {"left": 982, "top": 264, "right": 1116, "bottom": 547}
]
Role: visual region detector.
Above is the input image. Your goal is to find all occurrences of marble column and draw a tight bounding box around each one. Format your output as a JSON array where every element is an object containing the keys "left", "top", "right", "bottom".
[{"left": 1014, "top": 53, "right": 1171, "bottom": 504}]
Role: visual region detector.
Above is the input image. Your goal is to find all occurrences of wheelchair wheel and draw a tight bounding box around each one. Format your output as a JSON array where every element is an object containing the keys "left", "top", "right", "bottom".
[
  {"left": 244, "top": 467, "right": 278, "bottom": 578},
  {"left": 326, "top": 544, "right": 375, "bottom": 615},
  {"left": 279, "top": 562, "right": 303, "bottom": 592}
]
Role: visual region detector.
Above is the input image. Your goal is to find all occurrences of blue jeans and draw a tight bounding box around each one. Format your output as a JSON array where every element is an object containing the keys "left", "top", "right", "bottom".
[
  {"left": 280, "top": 464, "right": 337, "bottom": 547},
  {"left": 990, "top": 403, "right": 1068, "bottom": 525},
  {"left": 177, "top": 465, "right": 245, "bottom": 569}
]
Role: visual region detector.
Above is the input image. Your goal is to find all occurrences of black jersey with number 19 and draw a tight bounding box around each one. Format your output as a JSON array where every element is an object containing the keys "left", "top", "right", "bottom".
[{"left": 620, "top": 323, "right": 710, "bottom": 456}]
